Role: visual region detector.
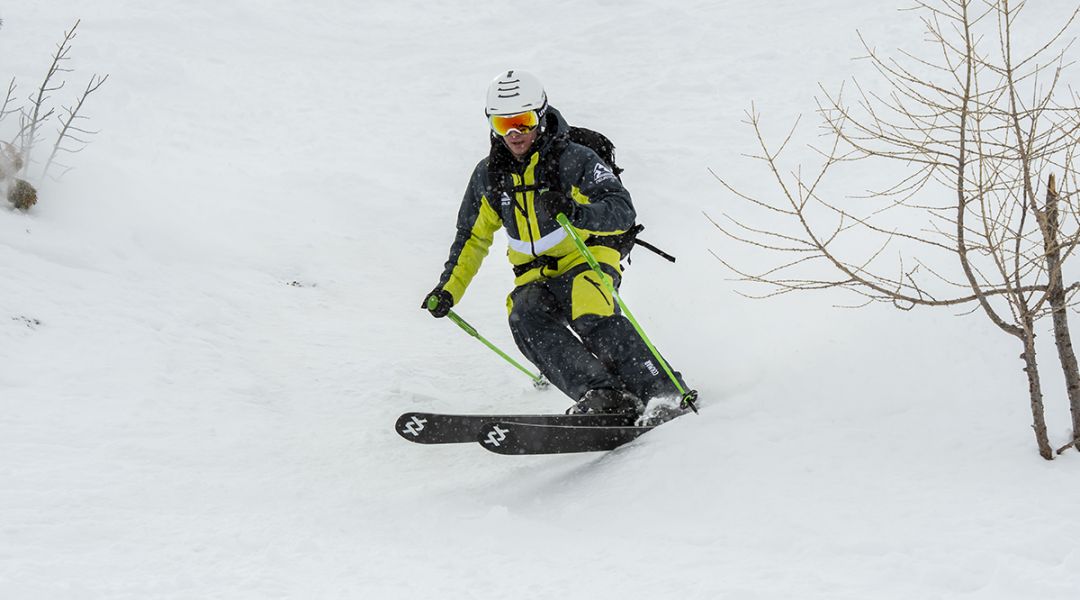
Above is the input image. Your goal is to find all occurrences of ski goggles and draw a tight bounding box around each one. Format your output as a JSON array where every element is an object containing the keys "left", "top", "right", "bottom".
[{"left": 488, "top": 110, "right": 540, "bottom": 137}]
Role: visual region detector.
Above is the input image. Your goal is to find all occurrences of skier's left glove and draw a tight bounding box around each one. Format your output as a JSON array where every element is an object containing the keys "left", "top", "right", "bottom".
[
  {"left": 421, "top": 287, "right": 454, "bottom": 318},
  {"left": 537, "top": 190, "right": 579, "bottom": 223}
]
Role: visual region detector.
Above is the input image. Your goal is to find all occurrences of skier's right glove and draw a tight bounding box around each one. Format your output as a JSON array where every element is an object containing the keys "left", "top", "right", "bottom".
[
  {"left": 537, "top": 190, "right": 580, "bottom": 223},
  {"left": 421, "top": 287, "right": 454, "bottom": 318}
]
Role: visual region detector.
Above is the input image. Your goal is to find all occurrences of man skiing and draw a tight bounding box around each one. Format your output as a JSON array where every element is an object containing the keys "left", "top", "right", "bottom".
[{"left": 421, "top": 69, "right": 689, "bottom": 417}]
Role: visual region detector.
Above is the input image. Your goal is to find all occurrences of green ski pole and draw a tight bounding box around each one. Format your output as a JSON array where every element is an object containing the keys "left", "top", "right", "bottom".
[
  {"left": 556, "top": 214, "right": 698, "bottom": 412},
  {"left": 428, "top": 297, "right": 549, "bottom": 390}
]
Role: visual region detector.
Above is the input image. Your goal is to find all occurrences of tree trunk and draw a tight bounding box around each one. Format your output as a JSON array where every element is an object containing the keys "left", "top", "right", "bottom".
[
  {"left": 1050, "top": 315, "right": 1080, "bottom": 455},
  {"left": 1020, "top": 326, "right": 1054, "bottom": 460},
  {"left": 1043, "top": 174, "right": 1080, "bottom": 453}
]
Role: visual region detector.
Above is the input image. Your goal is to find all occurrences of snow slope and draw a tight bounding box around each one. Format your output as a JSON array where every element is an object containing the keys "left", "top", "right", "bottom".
[{"left": 2, "top": 1, "right": 1079, "bottom": 598}]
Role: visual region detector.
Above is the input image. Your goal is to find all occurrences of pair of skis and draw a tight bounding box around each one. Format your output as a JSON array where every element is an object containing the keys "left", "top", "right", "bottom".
[
  {"left": 408, "top": 215, "right": 697, "bottom": 455},
  {"left": 395, "top": 411, "right": 658, "bottom": 455}
]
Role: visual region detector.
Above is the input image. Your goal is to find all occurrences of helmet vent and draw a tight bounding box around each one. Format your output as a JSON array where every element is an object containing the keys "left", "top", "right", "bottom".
[{"left": 485, "top": 70, "right": 546, "bottom": 116}]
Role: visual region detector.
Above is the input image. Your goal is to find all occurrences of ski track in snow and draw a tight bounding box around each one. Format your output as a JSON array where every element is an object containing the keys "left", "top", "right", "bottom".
[{"left": 2, "top": 1, "right": 1079, "bottom": 598}]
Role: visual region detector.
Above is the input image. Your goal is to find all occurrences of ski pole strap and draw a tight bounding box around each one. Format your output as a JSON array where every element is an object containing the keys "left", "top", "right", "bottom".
[{"left": 555, "top": 214, "right": 698, "bottom": 411}]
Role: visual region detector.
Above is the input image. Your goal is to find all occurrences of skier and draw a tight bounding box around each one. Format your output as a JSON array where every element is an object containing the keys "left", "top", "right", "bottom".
[{"left": 421, "top": 69, "right": 689, "bottom": 416}]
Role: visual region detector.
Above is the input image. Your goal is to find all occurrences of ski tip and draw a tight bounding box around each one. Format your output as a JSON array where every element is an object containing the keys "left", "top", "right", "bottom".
[
  {"left": 476, "top": 421, "right": 524, "bottom": 455},
  {"left": 395, "top": 412, "right": 432, "bottom": 443}
]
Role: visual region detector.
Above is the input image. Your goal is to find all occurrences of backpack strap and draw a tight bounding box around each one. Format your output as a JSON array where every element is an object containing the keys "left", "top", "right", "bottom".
[{"left": 633, "top": 235, "right": 677, "bottom": 263}]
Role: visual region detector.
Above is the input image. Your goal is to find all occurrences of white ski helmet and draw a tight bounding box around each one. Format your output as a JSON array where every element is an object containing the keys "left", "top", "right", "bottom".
[{"left": 485, "top": 69, "right": 547, "bottom": 117}]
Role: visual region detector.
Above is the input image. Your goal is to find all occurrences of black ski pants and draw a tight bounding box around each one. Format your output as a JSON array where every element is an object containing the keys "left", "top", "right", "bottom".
[{"left": 507, "top": 264, "right": 686, "bottom": 403}]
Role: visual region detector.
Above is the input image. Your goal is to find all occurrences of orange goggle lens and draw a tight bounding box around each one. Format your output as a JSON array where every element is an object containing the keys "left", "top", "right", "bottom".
[{"left": 489, "top": 111, "right": 540, "bottom": 136}]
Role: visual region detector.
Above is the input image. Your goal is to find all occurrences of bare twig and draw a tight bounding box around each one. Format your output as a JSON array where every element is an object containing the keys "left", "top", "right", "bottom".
[{"left": 42, "top": 73, "right": 108, "bottom": 180}]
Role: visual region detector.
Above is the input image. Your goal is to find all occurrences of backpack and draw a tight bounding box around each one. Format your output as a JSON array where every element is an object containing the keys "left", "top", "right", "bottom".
[
  {"left": 567, "top": 126, "right": 624, "bottom": 180},
  {"left": 562, "top": 127, "right": 675, "bottom": 265}
]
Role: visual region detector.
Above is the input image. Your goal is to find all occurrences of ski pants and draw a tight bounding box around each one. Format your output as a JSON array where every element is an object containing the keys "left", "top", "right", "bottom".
[{"left": 507, "top": 264, "right": 687, "bottom": 403}]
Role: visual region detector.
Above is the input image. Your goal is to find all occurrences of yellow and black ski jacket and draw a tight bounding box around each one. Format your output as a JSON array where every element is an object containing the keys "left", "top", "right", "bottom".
[{"left": 436, "top": 107, "right": 636, "bottom": 304}]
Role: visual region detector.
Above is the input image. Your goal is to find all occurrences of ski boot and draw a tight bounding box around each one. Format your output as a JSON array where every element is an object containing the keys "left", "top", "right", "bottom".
[
  {"left": 566, "top": 388, "right": 644, "bottom": 416},
  {"left": 637, "top": 390, "right": 699, "bottom": 426}
]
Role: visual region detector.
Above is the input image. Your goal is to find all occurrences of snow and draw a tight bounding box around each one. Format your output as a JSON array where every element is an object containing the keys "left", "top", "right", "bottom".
[{"left": 2, "top": 1, "right": 1079, "bottom": 598}]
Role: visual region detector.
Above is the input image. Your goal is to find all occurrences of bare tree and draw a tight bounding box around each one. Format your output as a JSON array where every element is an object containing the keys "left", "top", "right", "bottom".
[
  {"left": 711, "top": 0, "right": 1080, "bottom": 459},
  {"left": 1, "top": 19, "right": 108, "bottom": 185}
]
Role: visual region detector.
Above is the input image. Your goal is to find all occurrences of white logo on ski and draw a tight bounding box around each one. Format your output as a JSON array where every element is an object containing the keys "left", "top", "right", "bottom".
[
  {"left": 402, "top": 416, "right": 428, "bottom": 437},
  {"left": 483, "top": 425, "right": 510, "bottom": 447}
]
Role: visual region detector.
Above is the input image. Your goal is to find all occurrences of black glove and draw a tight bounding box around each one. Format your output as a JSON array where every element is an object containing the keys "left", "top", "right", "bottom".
[
  {"left": 421, "top": 287, "right": 454, "bottom": 318},
  {"left": 537, "top": 190, "right": 579, "bottom": 222}
]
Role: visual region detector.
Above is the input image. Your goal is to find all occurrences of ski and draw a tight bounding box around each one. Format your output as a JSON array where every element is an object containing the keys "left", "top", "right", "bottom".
[
  {"left": 395, "top": 411, "right": 637, "bottom": 445},
  {"left": 476, "top": 421, "right": 655, "bottom": 455}
]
